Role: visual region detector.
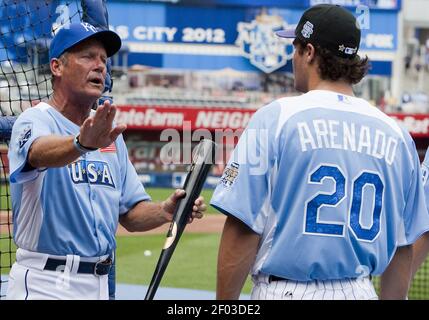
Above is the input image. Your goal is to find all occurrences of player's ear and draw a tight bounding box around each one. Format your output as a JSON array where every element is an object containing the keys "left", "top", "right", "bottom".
[
  {"left": 305, "top": 43, "right": 316, "bottom": 64},
  {"left": 50, "top": 58, "right": 62, "bottom": 77}
]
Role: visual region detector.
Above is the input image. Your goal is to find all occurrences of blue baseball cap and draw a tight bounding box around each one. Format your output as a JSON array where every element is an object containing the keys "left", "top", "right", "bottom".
[{"left": 49, "top": 22, "right": 122, "bottom": 60}]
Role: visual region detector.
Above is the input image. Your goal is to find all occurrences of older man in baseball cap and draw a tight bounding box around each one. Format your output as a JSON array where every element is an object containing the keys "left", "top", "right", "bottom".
[
  {"left": 49, "top": 22, "right": 122, "bottom": 60},
  {"left": 48, "top": 22, "right": 121, "bottom": 105},
  {"left": 6, "top": 22, "right": 206, "bottom": 299}
]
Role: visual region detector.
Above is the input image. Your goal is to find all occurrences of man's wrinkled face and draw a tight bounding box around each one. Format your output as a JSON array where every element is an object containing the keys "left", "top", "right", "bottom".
[{"left": 55, "top": 38, "right": 107, "bottom": 99}]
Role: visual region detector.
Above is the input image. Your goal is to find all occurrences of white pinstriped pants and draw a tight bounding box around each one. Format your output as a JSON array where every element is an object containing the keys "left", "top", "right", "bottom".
[{"left": 250, "top": 274, "right": 378, "bottom": 300}]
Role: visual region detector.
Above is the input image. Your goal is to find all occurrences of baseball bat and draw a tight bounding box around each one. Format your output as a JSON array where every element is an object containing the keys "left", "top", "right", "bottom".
[{"left": 144, "top": 139, "right": 217, "bottom": 300}]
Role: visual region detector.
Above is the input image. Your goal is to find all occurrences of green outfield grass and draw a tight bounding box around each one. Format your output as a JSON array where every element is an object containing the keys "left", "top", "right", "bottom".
[
  {"left": 115, "top": 233, "right": 252, "bottom": 294},
  {"left": 2, "top": 186, "right": 429, "bottom": 299},
  {"left": 116, "top": 232, "right": 429, "bottom": 298},
  {"left": 0, "top": 183, "right": 11, "bottom": 210},
  {"left": 0, "top": 186, "right": 217, "bottom": 213},
  {"left": 3, "top": 232, "right": 429, "bottom": 298},
  {"left": 0, "top": 233, "right": 253, "bottom": 294},
  {"left": 0, "top": 237, "right": 15, "bottom": 276}
]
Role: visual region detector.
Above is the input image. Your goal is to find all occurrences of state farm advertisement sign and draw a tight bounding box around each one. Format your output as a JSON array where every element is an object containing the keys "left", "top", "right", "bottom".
[
  {"left": 116, "top": 106, "right": 255, "bottom": 130},
  {"left": 116, "top": 107, "right": 429, "bottom": 137},
  {"left": 389, "top": 114, "right": 429, "bottom": 138}
]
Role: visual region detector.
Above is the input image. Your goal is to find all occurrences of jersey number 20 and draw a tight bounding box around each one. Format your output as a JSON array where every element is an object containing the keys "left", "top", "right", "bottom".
[{"left": 305, "top": 165, "right": 383, "bottom": 242}]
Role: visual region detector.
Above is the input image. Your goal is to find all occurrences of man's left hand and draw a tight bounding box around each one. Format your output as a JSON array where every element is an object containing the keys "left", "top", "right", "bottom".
[{"left": 162, "top": 189, "right": 206, "bottom": 223}]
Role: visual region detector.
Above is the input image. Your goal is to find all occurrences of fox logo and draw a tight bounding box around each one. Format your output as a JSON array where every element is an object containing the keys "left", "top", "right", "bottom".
[{"left": 68, "top": 160, "right": 115, "bottom": 188}]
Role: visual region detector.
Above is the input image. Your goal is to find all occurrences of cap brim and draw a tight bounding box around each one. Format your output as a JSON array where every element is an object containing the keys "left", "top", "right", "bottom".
[
  {"left": 276, "top": 29, "right": 296, "bottom": 38},
  {"left": 92, "top": 30, "right": 122, "bottom": 57}
]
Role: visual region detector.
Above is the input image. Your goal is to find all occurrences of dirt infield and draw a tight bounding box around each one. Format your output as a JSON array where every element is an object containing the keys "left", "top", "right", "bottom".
[
  {"left": 1, "top": 212, "right": 226, "bottom": 236},
  {"left": 116, "top": 214, "right": 226, "bottom": 236}
]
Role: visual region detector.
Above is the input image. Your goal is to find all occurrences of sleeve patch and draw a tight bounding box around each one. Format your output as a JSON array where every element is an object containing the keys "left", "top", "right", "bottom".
[
  {"left": 18, "top": 124, "right": 32, "bottom": 149},
  {"left": 220, "top": 162, "right": 240, "bottom": 187}
]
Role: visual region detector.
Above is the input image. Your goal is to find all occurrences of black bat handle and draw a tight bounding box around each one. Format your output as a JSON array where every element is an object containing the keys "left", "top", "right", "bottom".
[{"left": 144, "top": 139, "right": 216, "bottom": 300}]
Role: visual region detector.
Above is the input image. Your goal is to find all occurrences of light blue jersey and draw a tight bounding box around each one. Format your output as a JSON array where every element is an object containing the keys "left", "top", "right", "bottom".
[
  {"left": 9, "top": 102, "right": 150, "bottom": 257},
  {"left": 211, "top": 90, "right": 429, "bottom": 281},
  {"left": 421, "top": 150, "right": 429, "bottom": 210}
]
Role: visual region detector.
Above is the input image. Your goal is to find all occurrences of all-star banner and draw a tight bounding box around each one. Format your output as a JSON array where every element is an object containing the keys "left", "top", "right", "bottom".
[
  {"left": 127, "top": 0, "right": 401, "bottom": 11},
  {"left": 58, "top": 1, "right": 398, "bottom": 75}
]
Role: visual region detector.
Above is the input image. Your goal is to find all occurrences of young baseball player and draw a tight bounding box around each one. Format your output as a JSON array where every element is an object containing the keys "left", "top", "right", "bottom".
[
  {"left": 211, "top": 4, "right": 429, "bottom": 300},
  {"left": 411, "top": 152, "right": 429, "bottom": 278},
  {"left": 7, "top": 22, "right": 206, "bottom": 300}
]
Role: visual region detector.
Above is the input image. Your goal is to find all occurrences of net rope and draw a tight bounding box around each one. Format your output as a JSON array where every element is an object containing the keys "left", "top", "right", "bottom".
[{"left": 0, "top": 0, "right": 82, "bottom": 299}]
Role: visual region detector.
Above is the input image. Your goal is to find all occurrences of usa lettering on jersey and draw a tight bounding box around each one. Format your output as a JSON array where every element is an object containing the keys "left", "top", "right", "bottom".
[{"left": 68, "top": 160, "right": 115, "bottom": 188}]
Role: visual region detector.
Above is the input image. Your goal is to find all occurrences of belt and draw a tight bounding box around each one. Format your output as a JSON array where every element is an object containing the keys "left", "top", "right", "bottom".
[
  {"left": 269, "top": 275, "right": 290, "bottom": 282},
  {"left": 269, "top": 275, "right": 372, "bottom": 282},
  {"left": 43, "top": 257, "right": 112, "bottom": 276}
]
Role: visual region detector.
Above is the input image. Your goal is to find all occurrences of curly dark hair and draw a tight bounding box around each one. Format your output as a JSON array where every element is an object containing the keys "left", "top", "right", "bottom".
[{"left": 294, "top": 38, "right": 370, "bottom": 84}]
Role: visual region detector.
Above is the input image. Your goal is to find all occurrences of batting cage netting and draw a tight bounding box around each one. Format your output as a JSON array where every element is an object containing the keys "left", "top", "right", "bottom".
[
  {"left": 1, "top": 0, "right": 429, "bottom": 300},
  {"left": 0, "top": 0, "right": 84, "bottom": 299},
  {"left": 0, "top": 128, "right": 12, "bottom": 300}
]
